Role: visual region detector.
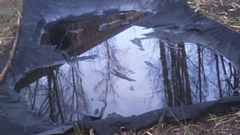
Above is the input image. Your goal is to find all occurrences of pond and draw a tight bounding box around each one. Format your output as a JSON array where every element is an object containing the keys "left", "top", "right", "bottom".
[{"left": 17, "top": 25, "right": 238, "bottom": 125}]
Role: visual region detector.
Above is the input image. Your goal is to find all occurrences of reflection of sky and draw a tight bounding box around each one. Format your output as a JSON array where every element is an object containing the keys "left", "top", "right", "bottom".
[
  {"left": 20, "top": 26, "right": 234, "bottom": 121},
  {"left": 79, "top": 26, "right": 160, "bottom": 117}
]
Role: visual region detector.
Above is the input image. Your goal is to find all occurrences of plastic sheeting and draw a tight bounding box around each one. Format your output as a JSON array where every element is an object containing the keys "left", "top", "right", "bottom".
[
  {"left": 135, "top": 0, "right": 240, "bottom": 74},
  {"left": 4, "top": 0, "right": 240, "bottom": 90},
  {"left": 35, "top": 96, "right": 240, "bottom": 135},
  {"left": 1, "top": 0, "right": 240, "bottom": 135}
]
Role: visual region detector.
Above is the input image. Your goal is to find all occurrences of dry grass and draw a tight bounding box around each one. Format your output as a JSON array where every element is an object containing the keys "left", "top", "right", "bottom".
[
  {"left": 110, "top": 110, "right": 240, "bottom": 135},
  {"left": 67, "top": 110, "right": 240, "bottom": 135},
  {"left": 0, "top": 0, "right": 22, "bottom": 57},
  {"left": 187, "top": 0, "right": 240, "bottom": 32}
]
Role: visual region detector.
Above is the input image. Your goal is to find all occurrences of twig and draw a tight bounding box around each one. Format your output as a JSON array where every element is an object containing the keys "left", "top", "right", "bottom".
[{"left": 220, "top": 0, "right": 223, "bottom": 6}]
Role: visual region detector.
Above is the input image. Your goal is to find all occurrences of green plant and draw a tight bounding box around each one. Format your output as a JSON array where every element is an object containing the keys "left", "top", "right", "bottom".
[{"left": 73, "top": 122, "right": 84, "bottom": 135}]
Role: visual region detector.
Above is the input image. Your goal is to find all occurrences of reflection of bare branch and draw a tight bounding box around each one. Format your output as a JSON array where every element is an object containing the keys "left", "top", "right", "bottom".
[
  {"left": 58, "top": 64, "right": 89, "bottom": 122},
  {"left": 94, "top": 41, "right": 120, "bottom": 104},
  {"left": 94, "top": 39, "right": 137, "bottom": 104},
  {"left": 51, "top": 70, "right": 65, "bottom": 123},
  {"left": 144, "top": 61, "right": 158, "bottom": 69},
  {"left": 94, "top": 78, "right": 106, "bottom": 92},
  {"left": 187, "top": 54, "right": 218, "bottom": 88},
  {"left": 19, "top": 61, "right": 90, "bottom": 123},
  {"left": 31, "top": 80, "right": 39, "bottom": 110},
  {"left": 75, "top": 55, "right": 98, "bottom": 61},
  {"left": 110, "top": 69, "right": 136, "bottom": 82},
  {"left": 37, "top": 96, "right": 48, "bottom": 117},
  {"left": 47, "top": 73, "right": 55, "bottom": 122}
]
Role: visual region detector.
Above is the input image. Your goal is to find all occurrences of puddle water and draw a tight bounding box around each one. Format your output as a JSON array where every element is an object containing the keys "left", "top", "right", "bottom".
[{"left": 17, "top": 25, "right": 238, "bottom": 124}]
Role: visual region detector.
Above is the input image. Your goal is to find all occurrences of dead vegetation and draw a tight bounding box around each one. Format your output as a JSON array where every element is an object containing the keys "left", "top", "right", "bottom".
[
  {"left": 137, "top": 110, "right": 240, "bottom": 135},
  {"left": 69, "top": 109, "right": 240, "bottom": 135},
  {"left": 0, "top": 0, "right": 22, "bottom": 57},
  {"left": 0, "top": 0, "right": 22, "bottom": 82},
  {"left": 187, "top": 0, "right": 240, "bottom": 32}
]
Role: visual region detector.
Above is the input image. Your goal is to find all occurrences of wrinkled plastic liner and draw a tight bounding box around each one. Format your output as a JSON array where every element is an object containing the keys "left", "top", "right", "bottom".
[
  {"left": 3, "top": 0, "right": 240, "bottom": 134},
  {"left": 37, "top": 96, "right": 240, "bottom": 135}
]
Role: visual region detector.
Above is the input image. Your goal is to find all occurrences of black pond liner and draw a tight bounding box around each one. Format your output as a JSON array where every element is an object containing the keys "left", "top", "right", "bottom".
[{"left": 1, "top": 0, "right": 240, "bottom": 135}]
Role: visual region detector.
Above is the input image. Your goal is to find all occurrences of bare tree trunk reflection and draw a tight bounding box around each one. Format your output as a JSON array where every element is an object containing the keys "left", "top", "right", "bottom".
[
  {"left": 47, "top": 72, "right": 55, "bottom": 122},
  {"left": 159, "top": 41, "right": 172, "bottom": 106},
  {"left": 220, "top": 56, "right": 231, "bottom": 96},
  {"left": 233, "top": 68, "right": 239, "bottom": 96},
  {"left": 179, "top": 43, "right": 192, "bottom": 104},
  {"left": 197, "top": 46, "right": 202, "bottom": 103},
  {"left": 29, "top": 64, "right": 90, "bottom": 123},
  {"left": 170, "top": 45, "right": 177, "bottom": 106},
  {"left": 159, "top": 42, "right": 192, "bottom": 106},
  {"left": 37, "top": 96, "right": 48, "bottom": 117},
  {"left": 215, "top": 54, "right": 222, "bottom": 98},
  {"left": 31, "top": 80, "right": 38, "bottom": 111},
  {"left": 51, "top": 70, "right": 65, "bottom": 123},
  {"left": 105, "top": 40, "right": 112, "bottom": 101}
]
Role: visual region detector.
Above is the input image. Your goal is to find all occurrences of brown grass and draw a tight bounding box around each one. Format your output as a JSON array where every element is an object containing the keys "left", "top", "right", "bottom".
[
  {"left": 0, "top": 0, "right": 22, "bottom": 57},
  {"left": 109, "top": 110, "right": 240, "bottom": 135},
  {"left": 187, "top": 0, "right": 240, "bottom": 32},
  {"left": 67, "top": 110, "right": 240, "bottom": 135}
]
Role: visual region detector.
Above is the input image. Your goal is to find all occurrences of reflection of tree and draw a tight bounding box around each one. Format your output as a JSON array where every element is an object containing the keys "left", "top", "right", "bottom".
[
  {"left": 20, "top": 64, "right": 89, "bottom": 123},
  {"left": 57, "top": 64, "right": 89, "bottom": 121},
  {"left": 94, "top": 41, "right": 119, "bottom": 102},
  {"left": 197, "top": 46, "right": 204, "bottom": 102},
  {"left": 232, "top": 69, "right": 240, "bottom": 96},
  {"left": 46, "top": 69, "right": 64, "bottom": 123},
  {"left": 220, "top": 55, "right": 231, "bottom": 96},
  {"left": 147, "top": 40, "right": 240, "bottom": 107},
  {"left": 147, "top": 41, "right": 192, "bottom": 107},
  {"left": 94, "top": 39, "right": 133, "bottom": 103},
  {"left": 220, "top": 56, "right": 239, "bottom": 96},
  {"left": 181, "top": 44, "right": 192, "bottom": 105},
  {"left": 160, "top": 41, "right": 172, "bottom": 106},
  {"left": 188, "top": 47, "right": 240, "bottom": 100},
  {"left": 20, "top": 80, "right": 39, "bottom": 111},
  {"left": 23, "top": 67, "right": 66, "bottom": 123},
  {"left": 168, "top": 42, "right": 192, "bottom": 106},
  {"left": 215, "top": 54, "right": 222, "bottom": 98}
]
